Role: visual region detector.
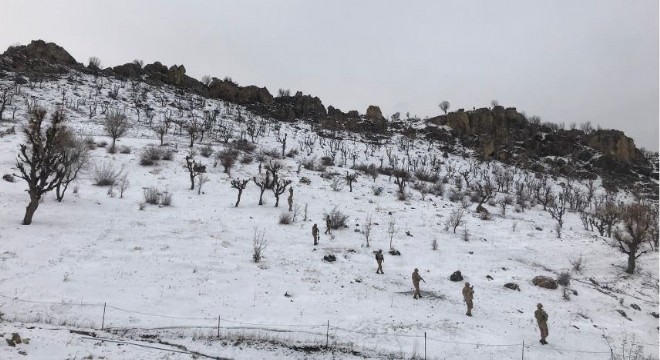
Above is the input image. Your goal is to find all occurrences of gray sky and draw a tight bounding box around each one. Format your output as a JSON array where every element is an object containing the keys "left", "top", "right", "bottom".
[{"left": 1, "top": 0, "right": 658, "bottom": 151}]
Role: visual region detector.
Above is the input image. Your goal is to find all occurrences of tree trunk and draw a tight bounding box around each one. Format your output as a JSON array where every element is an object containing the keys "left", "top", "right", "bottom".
[
  {"left": 189, "top": 173, "right": 195, "bottom": 190},
  {"left": 258, "top": 188, "right": 265, "bottom": 205},
  {"left": 274, "top": 195, "right": 280, "bottom": 207},
  {"left": 22, "top": 198, "right": 40, "bottom": 225},
  {"left": 235, "top": 190, "right": 242, "bottom": 207},
  {"left": 626, "top": 251, "right": 636, "bottom": 274}
]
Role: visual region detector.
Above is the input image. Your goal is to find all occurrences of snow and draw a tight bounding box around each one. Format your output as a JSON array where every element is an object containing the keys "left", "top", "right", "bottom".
[{"left": 0, "top": 72, "right": 657, "bottom": 359}]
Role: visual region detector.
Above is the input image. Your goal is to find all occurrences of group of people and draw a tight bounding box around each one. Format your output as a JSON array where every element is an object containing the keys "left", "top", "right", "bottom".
[{"left": 310, "top": 223, "right": 551, "bottom": 345}]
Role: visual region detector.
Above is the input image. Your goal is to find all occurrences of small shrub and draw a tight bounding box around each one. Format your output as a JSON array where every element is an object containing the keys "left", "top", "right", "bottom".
[
  {"left": 462, "top": 226, "right": 470, "bottom": 241},
  {"left": 143, "top": 187, "right": 160, "bottom": 205},
  {"left": 84, "top": 137, "right": 97, "bottom": 150},
  {"left": 199, "top": 144, "right": 214, "bottom": 158},
  {"left": 139, "top": 202, "right": 146, "bottom": 210},
  {"left": 161, "top": 148, "right": 174, "bottom": 160},
  {"left": 320, "top": 156, "right": 334, "bottom": 167},
  {"left": 569, "top": 255, "right": 585, "bottom": 273},
  {"left": 93, "top": 162, "right": 123, "bottom": 186},
  {"left": 397, "top": 191, "right": 408, "bottom": 201},
  {"left": 299, "top": 177, "right": 311, "bottom": 185},
  {"left": 252, "top": 227, "right": 267, "bottom": 262},
  {"left": 279, "top": 212, "right": 293, "bottom": 224},
  {"left": 430, "top": 183, "right": 444, "bottom": 197},
  {"left": 2, "top": 174, "right": 15, "bottom": 182},
  {"left": 240, "top": 155, "right": 254, "bottom": 164},
  {"left": 144, "top": 146, "right": 163, "bottom": 161},
  {"left": 415, "top": 170, "right": 439, "bottom": 183},
  {"left": 139, "top": 153, "right": 156, "bottom": 166},
  {"left": 107, "top": 145, "right": 117, "bottom": 154},
  {"left": 119, "top": 145, "right": 131, "bottom": 154},
  {"left": 286, "top": 149, "right": 299, "bottom": 158},
  {"left": 161, "top": 192, "right": 172, "bottom": 206},
  {"left": 263, "top": 148, "right": 281, "bottom": 159},
  {"left": 330, "top": 177, "right": 344, "bottom": 191},
  {"left": 232, "top": 139, "right": 256, "bottom": 153},
  {"left": 372, "top": 186, "right": 383, "bottom": 196},
  {"left": 448, "top": 190, "right": 462, "bottom": 202},
  {"left": 302, "top": 157, "right": 317, "bottom": 170},
  {"left": 97, "top": 140, "right": 108, "bottom": 148},
  {"left": 326, "top": 206, "right": 348, "bottom": 229}
]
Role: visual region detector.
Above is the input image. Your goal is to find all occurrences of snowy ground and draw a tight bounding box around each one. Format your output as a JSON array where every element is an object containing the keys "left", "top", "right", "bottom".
[{"left": 0, "top": 72, "right": 658, "bottom": 359}]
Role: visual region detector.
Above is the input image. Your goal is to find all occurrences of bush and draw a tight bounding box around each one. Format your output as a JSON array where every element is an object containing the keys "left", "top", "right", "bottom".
[
  {"left": 279, "top": 212, "right": 293, "bottom": 224},
  {"left": 557, "top": 272, "right": 571, "bottom": 287},
  {"left": 161, "top": 148, "right": 174, "bottom": 161},
  {"left": 415, "top": 170, "right": 439, "bottom": 183},
  {"left": 430, "top": 183, "right": 444, "bottom": 197},
  {"left": 161, "top": 192, "right": 172, "bottom": 206},
  {"left": 320, "top": 156, "right": 334, "bottom": 166},
  {"left": 286, "top": 149, "right": 299, "bottom": 158},
  {"left": 569, "top": 255, "right": 585, "bottom": 273},
  {"left": 84, "top": 137, "right": 97, "bottom": 150},
  {"left": 326, "top": 206, "right": 348, "bottom": 229},
  {"left": 119, "top": 145, "right": 131, "bottom": 154},
  {"left": 299, "top": 177, "right": 311, "bottom": 185},
  {"left": 240, "top": 155, "right": 254, "bottom": 164},
  {"left": 200, "top": 144, "right": 214, "bottom": 158},
  {"left": 232, "top": 139, "right": 256, "bottom": 153},
  {"left": 93, "top": 162, "right": 122, "bottom": 186},
  {"left": 372, "top": 186, "right": 383, "bottom": 196},
  {"left": 143, "top": 187, "right": 160, "bottom": 205},
  {"left": 2, "top": 174, "right": 14, "bottom": 182},
  {"left": 97, "top": 140, "right": 108, "bottom": 148}
]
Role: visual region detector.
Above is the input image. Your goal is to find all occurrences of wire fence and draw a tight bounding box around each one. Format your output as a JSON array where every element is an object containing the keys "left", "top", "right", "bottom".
[{"left": 1, "top": 293, "right": 655, "bottom": 359}]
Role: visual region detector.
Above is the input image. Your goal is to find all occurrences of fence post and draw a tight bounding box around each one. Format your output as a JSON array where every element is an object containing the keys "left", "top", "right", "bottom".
[
  {"left": 424, "top": 332, "right": 427, "bottom": 360},
  {"left": 521, "top": 340, "right": 524, "bottom": 360},
  {"left": 217, "top": 315, "right": 221, "bottom": 338},
  {"left": 101, "top": 302, "right": 106, "bottom": 330},
  {"left": 326, "top": 320, "right": 329, "bottom": 348}
]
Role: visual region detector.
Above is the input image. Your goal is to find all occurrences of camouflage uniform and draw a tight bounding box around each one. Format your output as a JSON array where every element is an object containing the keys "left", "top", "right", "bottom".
[
  {"left": 375, "top": 250, "right": 384, "bottom": 274},
  {"left": 462, "top": 282, "right": 474, "bottom": 316},
  {"left": 312, "top": 224, "right": 319, "bottom": 245},
  {"left": 287, "top": 188, "right": 293, "bottom": 212},
  {"left": 534, "top": 303, "right": 549, "bottom": 344},
  {"left": 324, "top": 215, "right": 332, "bottom": 235},
  {"left": 412, "top": 268, "right": 424, "bottom": 299}
]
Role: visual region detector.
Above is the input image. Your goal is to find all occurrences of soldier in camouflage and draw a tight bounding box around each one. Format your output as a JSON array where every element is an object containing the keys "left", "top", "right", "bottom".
[
  {"left": 535, "top": 303, "right": 549, "bottom": 345},
  {"left": 462, "top": 282, "right": 474, "bottom": 316}
]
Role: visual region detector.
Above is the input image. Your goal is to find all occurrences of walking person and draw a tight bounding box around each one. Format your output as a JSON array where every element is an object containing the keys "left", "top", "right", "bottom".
[
  {"left": 312, "top": 224, "right": 320, "bottom": 246},
  {"left": 375, "top": 250, "right": 384, "bottom": 274},
  {"left": 535, "top": 303, "right": 549, "bottom": 345},
  {"left": 412, "top": 268, "right": 425, "bottom": 299},
  {"left": 462, "top": 282, "right": 474, "bottom": 316},
  {"left": 324, "top": 215, "right": 332, "bottom": 235}
]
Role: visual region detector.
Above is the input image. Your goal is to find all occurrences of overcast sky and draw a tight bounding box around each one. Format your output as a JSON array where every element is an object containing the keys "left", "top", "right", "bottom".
[{"left": 1, "top": 0, "right": 658, "bottom": 151}]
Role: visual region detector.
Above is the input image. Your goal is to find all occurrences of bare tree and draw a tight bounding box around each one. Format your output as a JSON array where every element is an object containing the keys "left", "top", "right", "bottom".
[
  {"left": 216, "top": 149, "right": 238, "bottom": 175},
  {"left": 362, "top": 213, "right": 374, "bottom": 247},
  {"left": 445, "top": 208, "right": 465, "bottom": 233},
  {"left": 88, "top": 56, "right": 102, "bottom": 72},
  {"left": 184, "top": 155, "right": 206, "bottom": 190},
  {"left": 614, "top": 203, "right": 655, "bottom": 274},
  {"left": 547, "top": 194, "right": 567, "bottom": 238},
  {"left": 14, "top": 108, "right": 67, "bottom": 225},
  {"left": 103, "top": 111, "right": 131, "bottom": 151},
  {"left": 231, "top": 178, "right": 249, "bottom": 207},
  {"left": 253, "top": 176, "right": 268, "bottom": 205},
  {"left": 474, "top": 179, "right": 495, "bottom": 213},
  {"left": 201, "top": 75, "right": 212, "bottom": 86},
  {"left": 499, "top": 195, "right": 514, "bottom": 216},
  {"left": 0, "top": 86, "right": 14, "bottom": 120},
  {"left": 54, "top": 129, "right": 90, "bottom": 202},
  {"left": 119, "top": 173, "right": 129, "bottom": 198},
  {"left": 387, "top": 217, "right": 397, "bottom": 250},
  {"left": 593, "top": 198, "right": 620, "bottom": 237},
  {"left": 272, "top": 178, "right": 292, "bottom": 207},
  {"left": 439, "top": 100, "right": 450, "bottom": 115}
]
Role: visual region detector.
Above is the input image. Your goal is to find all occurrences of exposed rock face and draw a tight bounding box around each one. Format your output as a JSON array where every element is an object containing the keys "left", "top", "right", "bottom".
[
  {"left": 0, "top": 40, "right": 81, "bottom": 73},
  {"left": 112, "top": 62, "right": 144, "bottom": 79},
  {"left": 272, "top": 91, "right": 327, "bottom": 122},
  {"left": 168, "top": 65, "right": 186, "bottom": 85},
  {"left": 365, "top": 105, "right": 384, "bottom": 121},
  {"left": 587, "top": 130, "right": 645, "bottom": 164}
]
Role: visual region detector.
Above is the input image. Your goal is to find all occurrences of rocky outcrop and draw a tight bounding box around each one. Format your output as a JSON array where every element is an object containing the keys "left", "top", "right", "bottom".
[
  {"left": 168, "top": 65, "right": 186, "bottom": 85},
  {"left": 0, "top": 40, "right": 81, "bottom": 74},
  {"left": 365, "top": 105, "right": 385, "bottom": 121},
  {"left": 586, "top": 130, "right": 645, "bottom": 164}
]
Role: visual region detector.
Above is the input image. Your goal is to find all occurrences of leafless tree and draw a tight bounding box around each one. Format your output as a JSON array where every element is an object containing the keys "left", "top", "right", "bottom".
[
  {"left": 119, "top": 173, "right": 129, "bottom": 198},
  {"left": 345, "top": 171, "right": 358, "bottom": 192},
  {"left": 439, "top": 100, "right": 450, "bottom": 115},
  {"left": 54, "top": 129, "right": 90, "bottom": 202},
  {"left": 614, "top": 203, "right": 656, "bottom": 274},
  {"left": 216, "top": 149, "right": 238, "bottom": 175},
  {"left": 547, "top": 194, "right": 567, "bottom": 238},
  {"left": 0, "top": 86, "right": 14, "bottom": 120},
  {"left": 103, "top": 111, "right": 131, "bottom": 151},
  {"left": 445, "top": 208, "right": 465, "bottom": 233},
  {"left": 272, "top": 178, "right": 292, "bottom": 207},
  {"left": 362, "top": 213, "right": 374, "bottom": 247},
  {"left": 231, "top": 178, "right": 250, "bottom": 207},
  {"left": 184, "top": 155, "right": 206, "bottom": 191},
  {"left": 387, "top": 218, "right": 397, "bottom": 250},
  {"left": 14, "top": 108, "right": 67, "bottom": 225},
  {"left": 252, "top": 227, "right": 267, "bottom": 262},
  {"left": 253, "top": 176, "right": 268, "bottom": 205},
  {"left": 201, "top": 75, "right": 212, "bottom": 86}
]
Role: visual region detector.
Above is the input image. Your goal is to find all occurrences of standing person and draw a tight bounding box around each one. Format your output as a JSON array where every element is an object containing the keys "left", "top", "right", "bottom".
[
  {"left": 375, "top": 250, "right": 384, "bottom": 274},
  {"left": 312, "top": 224, "right": 319, "bottom": 246},
  {"left": 412, "top": 268, "right": 425, "bottom": 299},
  {"left": 324, "top": 215, "right": 332, "bottom": 235},
  {"left": 287, "top": 187, "right": 294, "bottom": 212},
  {"left": 535, "top": 303, "right": 549, "bottom": 345},
  {"left": 462, "top": 282, "right": 474, "bottom": 316}
]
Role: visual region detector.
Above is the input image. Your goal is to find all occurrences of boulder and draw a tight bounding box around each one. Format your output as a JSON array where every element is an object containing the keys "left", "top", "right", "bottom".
[
  {"left": 449, "top": 271, "right": 463, "bottom": 282},
  {"left": 323, "top": 254, "right": 336, "bottom": 262},
  {"left": 504, "top": 283, "right": 520, "bottom": 291},
  {"left": 532, "top": 276, "right": 558, "bottom": 290}
]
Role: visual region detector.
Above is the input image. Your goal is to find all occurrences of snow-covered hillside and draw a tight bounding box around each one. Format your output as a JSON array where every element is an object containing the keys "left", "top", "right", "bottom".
[{"left": 0, "top": 71, "right": 657, "bottom": 360}]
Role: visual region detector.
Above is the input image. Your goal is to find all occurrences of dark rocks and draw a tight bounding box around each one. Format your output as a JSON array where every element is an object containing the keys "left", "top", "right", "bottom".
[
  {"left": 616, "top": 309, "right": 632, "bottom": 321},
  {"left": 388, "top": 249, "right": 401, "bottom": 256},
  {"left": 504, "top": 283, "right": 520, "bottom": 291},
  {"left": 486, "top": 275, "right": 493, "bottom": 280},
  {"left": 532, "top": 276, "right": 558, "bottom": 290},
  {"left": 630, "top": 304, "right": 641, "bottom": 311},
  {"left": 2, "top": 174, "right": 14, "bottom": 182},
  {"left": 651, "top": 312, "right": 659, "bottom": 318},
  {"left": 323, "top": 254, "right": 336, "bottom": 262},
  {"left": 449, "top": 271, "right": 463, "bottom": 282}
]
